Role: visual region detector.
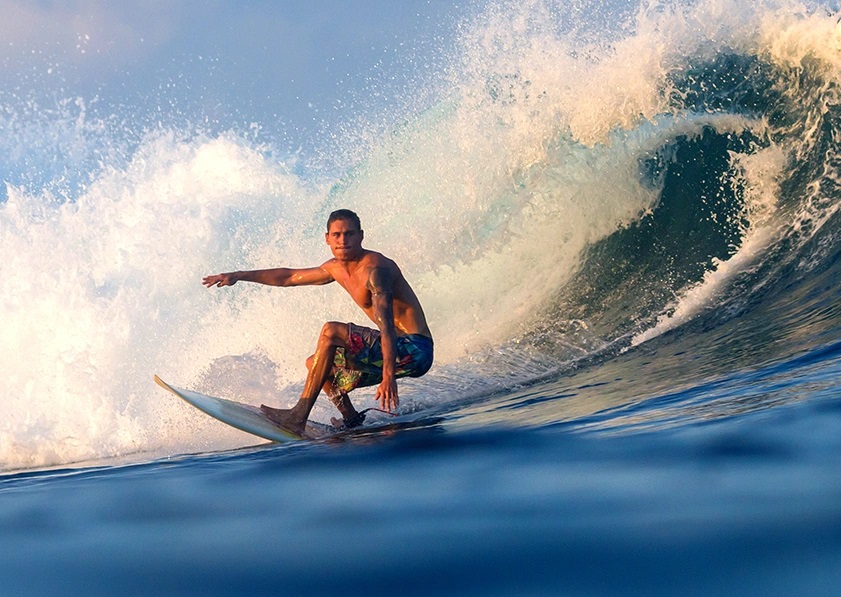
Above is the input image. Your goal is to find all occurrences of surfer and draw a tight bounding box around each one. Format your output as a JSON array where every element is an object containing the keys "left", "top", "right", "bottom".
[{"left": 201, "top": 209, "right": 433, "bottom": 436}]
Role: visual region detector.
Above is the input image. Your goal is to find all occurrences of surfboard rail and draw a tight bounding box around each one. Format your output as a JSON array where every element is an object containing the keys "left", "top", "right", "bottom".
[{"left": 154, "top": 374, "right": 319, "bottom": 442}]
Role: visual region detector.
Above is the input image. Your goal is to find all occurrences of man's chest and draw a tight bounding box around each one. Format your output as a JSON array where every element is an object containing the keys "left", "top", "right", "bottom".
[{"left": 331, "top": 268, "right": 373, "bottom": 309}]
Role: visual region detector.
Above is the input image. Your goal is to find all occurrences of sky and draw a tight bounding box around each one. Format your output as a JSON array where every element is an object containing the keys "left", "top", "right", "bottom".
[{"left": 0, "top": 0, "right": 473, "bottom": 145}]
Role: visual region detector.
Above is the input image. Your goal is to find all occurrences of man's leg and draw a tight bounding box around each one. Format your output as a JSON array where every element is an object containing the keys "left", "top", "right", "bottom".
[
  {"left": 261, "top": 321, "right": 349, "bottom": 435},
  {"left": 322, "top": 380, "right": 363, "bottom": 424},
  {"left": 326, "top": 388, "right": 366, "bottom": 428}
]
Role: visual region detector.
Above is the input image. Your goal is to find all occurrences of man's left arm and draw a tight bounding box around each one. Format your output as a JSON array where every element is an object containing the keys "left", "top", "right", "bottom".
[{"left": 368, "top": 266, "right": 399, "bottom": 411}]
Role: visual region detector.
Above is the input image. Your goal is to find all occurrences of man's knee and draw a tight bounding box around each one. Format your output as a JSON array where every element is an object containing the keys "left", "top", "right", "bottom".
[
  {"left": 318, "top": 321, "right": 347, "bottom": 346},
  {"left": 321, "top": 321, "right": 347, "bottom": 338}
]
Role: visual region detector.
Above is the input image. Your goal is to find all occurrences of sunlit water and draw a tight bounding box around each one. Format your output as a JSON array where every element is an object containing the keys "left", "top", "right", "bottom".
[{"left": 3, "top": 0, "right": 841, "bottom": 593}]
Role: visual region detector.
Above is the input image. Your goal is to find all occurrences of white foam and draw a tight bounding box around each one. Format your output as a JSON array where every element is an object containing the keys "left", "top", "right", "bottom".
[{"left": 2, "top": 0, "right": 835, "bottom": 470}]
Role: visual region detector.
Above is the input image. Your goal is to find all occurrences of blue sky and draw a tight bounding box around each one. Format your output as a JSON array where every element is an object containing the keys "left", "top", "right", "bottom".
[{"left": 0, "top": 1, "right": 473, "bottom": 144}]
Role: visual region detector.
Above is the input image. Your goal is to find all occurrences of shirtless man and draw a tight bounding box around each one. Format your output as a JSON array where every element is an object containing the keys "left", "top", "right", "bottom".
[{"left": 201, "top": 209, "right": 433, "bottom": 436}]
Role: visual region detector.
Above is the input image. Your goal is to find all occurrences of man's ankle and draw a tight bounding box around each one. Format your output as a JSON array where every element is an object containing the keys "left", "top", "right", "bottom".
[{"left": 342, "top": 410, "right": 366, "bottom": 428}]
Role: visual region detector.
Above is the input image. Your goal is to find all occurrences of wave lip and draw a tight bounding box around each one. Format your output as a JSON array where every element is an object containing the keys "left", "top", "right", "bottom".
[{"left": 3, "top": 0, "right": 841, "bottom": 470}]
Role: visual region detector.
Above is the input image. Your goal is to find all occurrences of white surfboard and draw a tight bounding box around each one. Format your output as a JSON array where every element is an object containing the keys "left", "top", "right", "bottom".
[{"left": 154, "top": 375, "right": 333, "bottom": 442}]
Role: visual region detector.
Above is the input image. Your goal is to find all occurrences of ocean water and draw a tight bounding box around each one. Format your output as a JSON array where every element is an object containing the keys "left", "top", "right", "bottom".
[{"left": 2, "top": 0, "right": 841, "bottom": 594}]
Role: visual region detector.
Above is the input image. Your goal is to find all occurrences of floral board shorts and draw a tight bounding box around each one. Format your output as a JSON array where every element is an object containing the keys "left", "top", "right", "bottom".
[{"left": 332, "top": 322, "right": 434, "bottom": 393}]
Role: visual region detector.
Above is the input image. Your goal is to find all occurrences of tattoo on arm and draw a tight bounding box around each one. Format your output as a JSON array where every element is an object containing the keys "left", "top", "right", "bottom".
[
  {"left": 367, "top": 267, "right": 395, "bottom": 298},
  {"left": 367, "top": 267, "right": 396, "bottom": 333},
  {"left": 368, "top": 267, "right": 397, "bottom": 378}
]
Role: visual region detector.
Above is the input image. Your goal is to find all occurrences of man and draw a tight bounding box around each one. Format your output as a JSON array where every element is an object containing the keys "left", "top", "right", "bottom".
[{"left": 202, "top": 209, "right": 433, "bottom": 436}]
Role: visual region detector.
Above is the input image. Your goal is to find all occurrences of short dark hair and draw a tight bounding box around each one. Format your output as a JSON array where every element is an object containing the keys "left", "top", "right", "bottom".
[{"left": 327, "top": 209, "right": 361, "bottom": 231}]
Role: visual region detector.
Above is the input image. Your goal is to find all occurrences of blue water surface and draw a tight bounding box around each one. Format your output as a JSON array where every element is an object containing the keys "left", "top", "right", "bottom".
[
  {"left": 3, "top": 348, "right": 841, "bottom": 596},
  {"left": 3, "top": 1, "right": 841, "bottom": 594}
]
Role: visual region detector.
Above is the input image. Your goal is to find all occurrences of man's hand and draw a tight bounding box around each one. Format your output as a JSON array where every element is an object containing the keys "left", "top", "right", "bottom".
[
  {"left": 374, "top": 376, "right": 399, "bottom": 412},
  {"left": 202, "top": 272, "right": 238, "bottom": 288}
]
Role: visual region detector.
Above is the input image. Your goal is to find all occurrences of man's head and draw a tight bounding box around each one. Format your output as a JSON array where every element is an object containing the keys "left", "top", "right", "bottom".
[
  {"left": 327, "top": 209, "right": 361, "bottom": 232},
  {"left": 325, "top": 209, "right": 364, "bottom": 261}
]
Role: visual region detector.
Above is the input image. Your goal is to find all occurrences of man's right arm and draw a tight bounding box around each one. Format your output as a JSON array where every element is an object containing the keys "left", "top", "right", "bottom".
[{"left": 202, "top": 266, "right": 333, "bottom": 288}]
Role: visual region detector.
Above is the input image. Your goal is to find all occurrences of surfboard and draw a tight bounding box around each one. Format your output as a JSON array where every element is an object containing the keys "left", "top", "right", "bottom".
[{"left": 153, "top": 375, "right": 334, "bottom": 442}]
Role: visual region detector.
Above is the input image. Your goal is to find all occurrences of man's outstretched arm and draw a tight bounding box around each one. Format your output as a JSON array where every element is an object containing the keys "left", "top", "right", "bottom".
[{"left": 202, "top": 266, "right": 333, "bottom": 288}]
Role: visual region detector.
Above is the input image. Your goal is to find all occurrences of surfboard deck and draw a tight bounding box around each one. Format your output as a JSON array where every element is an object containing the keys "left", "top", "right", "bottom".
[{"left": 153, "top": 375, "right": 335, "bottom": 442}]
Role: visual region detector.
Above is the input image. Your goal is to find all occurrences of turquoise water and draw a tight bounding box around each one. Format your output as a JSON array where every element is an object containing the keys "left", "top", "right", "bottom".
[{"left": 2, "top": 0, "right": 841, "bottom": 593}]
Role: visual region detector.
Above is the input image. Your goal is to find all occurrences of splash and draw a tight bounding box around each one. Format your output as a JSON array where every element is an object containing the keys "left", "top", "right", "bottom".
[{"left": 3, "top": 0, "right": 841, "bottom": 471}]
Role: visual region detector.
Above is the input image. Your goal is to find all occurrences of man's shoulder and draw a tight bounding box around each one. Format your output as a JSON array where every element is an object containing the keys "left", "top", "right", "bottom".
[
  {"left": 318, "top": 258, "right": 340, "bottom": 274},
  {"left": 361, "top": 250, "right": 398, "bottom": 270}
]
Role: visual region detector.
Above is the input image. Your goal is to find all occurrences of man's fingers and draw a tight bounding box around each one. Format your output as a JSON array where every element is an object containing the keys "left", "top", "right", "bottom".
[
  {"left": 202, "top": 274, "right": 232, "bottom": 288},
  {"left": 383, "top": 393, "right": 397, "bottom": 412},
  {"left": 375, "top": 390, "right": 388, "bottom": 411},
  {"left": 374, "top": 382, "right": 399, "bottom": 413}
]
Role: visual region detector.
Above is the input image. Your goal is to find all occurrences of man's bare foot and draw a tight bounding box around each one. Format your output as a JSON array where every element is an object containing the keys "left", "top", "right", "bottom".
[{"left": 260, "top": 405, "right": 306, "bottom": 437}]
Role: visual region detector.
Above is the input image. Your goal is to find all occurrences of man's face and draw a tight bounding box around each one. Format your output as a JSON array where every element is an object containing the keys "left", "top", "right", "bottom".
[{"left": 325, "top": 218, "right": 364, "bottom": 261}]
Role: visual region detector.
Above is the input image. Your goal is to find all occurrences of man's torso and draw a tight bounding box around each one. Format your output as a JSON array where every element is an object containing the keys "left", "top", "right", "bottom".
[{"left": 322, "top": 251, "right": 431, "bottom": 338}]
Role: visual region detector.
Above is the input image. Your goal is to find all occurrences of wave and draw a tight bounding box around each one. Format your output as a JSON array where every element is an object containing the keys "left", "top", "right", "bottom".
[{"left": 2, "top": 0, "right": 840, "bottom": 471}]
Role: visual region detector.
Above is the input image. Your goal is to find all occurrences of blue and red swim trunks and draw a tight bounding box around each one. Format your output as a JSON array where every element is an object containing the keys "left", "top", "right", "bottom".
[{"left": 332, "top": 322, "right": 434, "bottom": 393}]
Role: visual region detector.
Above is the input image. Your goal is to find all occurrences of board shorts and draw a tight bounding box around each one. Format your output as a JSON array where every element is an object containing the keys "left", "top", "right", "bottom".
[{"left": 332, "top": 322, "right": 434, "bottom": 393}]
